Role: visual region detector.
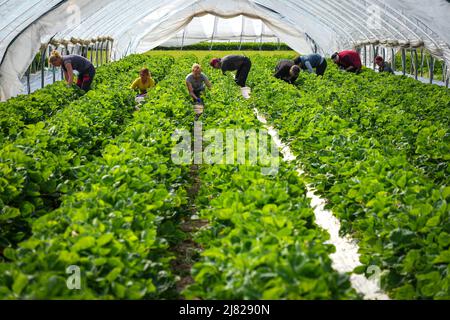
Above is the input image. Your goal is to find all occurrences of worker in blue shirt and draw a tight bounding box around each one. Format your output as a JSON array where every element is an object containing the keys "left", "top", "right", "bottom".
[{"left": 294, "top": 53, "right": 328, "bottom": 76}]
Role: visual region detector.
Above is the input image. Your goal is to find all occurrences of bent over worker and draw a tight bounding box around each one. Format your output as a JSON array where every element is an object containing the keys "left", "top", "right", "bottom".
[
  {"left": 331, "top": 50, "right": 362, "bottom": 74},
  {"left": 210, "top": 55, "right": 252, "bottom": 88},
  {"left": 186, "top": 63, "right": 212, "bottom": 104},
  {"left": 274, "top": 60, "right": 301, "bottom": 84},
  {"left": 49, "top": 50, "right": 96, "bottom": 91},
  {"left": 375, "top": 56, "right": 394, "bottom": 74},
  {"left": 294, "top": 53, "right": 328, "bottom": 76}
]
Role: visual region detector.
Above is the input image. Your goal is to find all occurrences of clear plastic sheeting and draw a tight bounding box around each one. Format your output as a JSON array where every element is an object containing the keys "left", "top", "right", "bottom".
[
  {"left": 161, "top": 14, "right": 279, "bottom": 47},
  {"left": 1, "top": 0, "right": 450, "bottom": 100},
  {"left": 21, "top": 68, "right": 64, "bottom": 94}
]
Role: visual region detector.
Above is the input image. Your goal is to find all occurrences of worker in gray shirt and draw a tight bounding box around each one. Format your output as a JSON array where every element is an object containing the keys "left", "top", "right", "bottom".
[
  {"left": 186, "top": 63, "right": 212, "bottom": 104},
  {"left": 210, "top": 55, "right": 252, "bottom": 87},
  {"left": 49, "top": 50, "right": 96, "bottom": 91},
  {"left": 294, "top": 53, "right": 328, "bottom": 76}
]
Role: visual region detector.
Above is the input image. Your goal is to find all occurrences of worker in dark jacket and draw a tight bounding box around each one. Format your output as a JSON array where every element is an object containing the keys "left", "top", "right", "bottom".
[
  {"left": 294, "top": 54, "right": 328, "bottom": 76},
  {"left": 331, "top": 50, "right": 362, "bottom": 73},
  {"left": 210, "top": 55, "right": 252, "bottom": 87},
  {"left": 274, "top": 60, "right": 301, "bottom": 84},
  {"left": 375, "top": 56, "right": 394, "bottom": 74}
]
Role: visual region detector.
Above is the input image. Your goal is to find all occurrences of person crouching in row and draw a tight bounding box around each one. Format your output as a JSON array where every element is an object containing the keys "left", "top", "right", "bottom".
[
  {"left": 274, "top": 53, "right": 327, "bottom": 84},
  {"left": 130, "top": 68, "right": 156, "bottom": 97},
  {"left": 186, "top": 63, "right": 212, "bottom": 104},
  {"left": 375, "top": 56, "right": 394, "bottom": 74},
  {"left": 49, "top": 50, "right": 96, "bottom": 92},
  {"left": 331, "top": 50, "right": 362, "bottom": 74},
  {"left": 274, "top": 60, "right": 301, "bottom": 84}
]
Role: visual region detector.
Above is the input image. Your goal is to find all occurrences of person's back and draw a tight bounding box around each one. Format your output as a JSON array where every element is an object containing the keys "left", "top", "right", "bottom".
[
  {"left": 275, "top": 60, "right": 294, "bottom": 78},
  {"left": 294, "top": 54, "right": 323, "bottom": 68},
  {"left": 220, "top": 55, "right": 249, "bottom": 72},
  {"left": 62, "top": 54, "right": 93, "bottom": 74},
  {"left": 211, "top": 55, "right": 252, "bottom": 88},
  {"left": 274, "top": 60, "right": 299, "bottom": 84},
  {"left": 339, "top": 50, "right": 362, "bottom": 69}
]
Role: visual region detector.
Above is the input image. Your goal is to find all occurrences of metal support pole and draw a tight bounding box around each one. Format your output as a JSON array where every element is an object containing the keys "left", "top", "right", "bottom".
[
  {"left": 372, "top": 45, "right": 377, "bottom": 70},
  {"left": 364, "top": 45, "right": 367, "bottom": 67},
  {"left": 420, "top": 48, "right": 425, "bottom": 77},
  {"left": 445, "top": 69, "right": 450, "bottom": 88},
  {"left": 61, "top": 46, "right": 68, "bottom": 80},
  {"left": 100, "top": 41, "right": 104, "bottom": 66},
  {"left": 414, "top": 49, "right": 419, "bottom": 80},
  {"left": 95, "top": 41, "right": 99, "bottom": 67},
  {"left": 430, "top": 56, "right": 435, "bottom": 84},
  {"left": 210, "top": 16, "right": 219, "bottom": 51},
  {"left": 110, "top": 40, "right": 114, "bottom": 62},
  {"left": 443, "top": 63, "right": 447, "bottom": 83},
  {"left": 259, "top": 24, "right": 264, "bottom": 51},
  {"left": 401, "top": 48, "right": 406, "bottom": 76},
  {"left": 41, "top": 45, "right": 47, "bottom": 89},
  {"left": 410, "top": 49, "right": 414, "bottom": 75},
  {"left": 89, "top": 44, "right": 93, "bottom": 63},
  {"left": 105, "top": 41, "right": 109, "bottom": 63},
  {"left": 391, "top": 48, "right": 396, "bottom": 72},
  {"left": 27, "top": 65, "right": 31, "bottom": 94},
  {"left": 239, "top": 16, "right": 245, "bottom": 51},
  {"left": 48, "top": 45, "right": 56, "bottom": 84},
  {"left": 180, "top": 29, "right": 186, "bottom": 50},
  {"left": 382, "top": 47, "right": 386, "bottom": 60}
]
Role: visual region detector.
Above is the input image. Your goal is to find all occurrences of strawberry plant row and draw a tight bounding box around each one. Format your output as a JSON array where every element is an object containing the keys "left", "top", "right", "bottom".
[
  {"left": 0, "top": 55, "right": 174, "bottom": 248},
  {"left": 0, "top": 56, "right": 198, "bottom": 299},
  {"left": 0, "top": 54, "right": 158, "bottom": 145},
  {"left": 248, "top": 55, "right": 449, "bottom": 299},
  {"left": 182, "top": 55, "right": 358, "bottom": 299}
]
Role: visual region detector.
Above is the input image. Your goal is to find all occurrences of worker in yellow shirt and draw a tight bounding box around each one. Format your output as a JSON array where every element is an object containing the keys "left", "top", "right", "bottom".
[{"left": 130, "top": 68, "right": 155, "bottom": 97}]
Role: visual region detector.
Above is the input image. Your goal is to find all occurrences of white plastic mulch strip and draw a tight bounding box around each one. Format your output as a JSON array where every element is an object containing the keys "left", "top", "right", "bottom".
[{"left": 254, "top": 108, "right": 390, "bottom": 300}]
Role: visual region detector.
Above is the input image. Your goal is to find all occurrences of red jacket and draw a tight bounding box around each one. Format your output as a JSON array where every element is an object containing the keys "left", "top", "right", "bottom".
[{"left": 338, "top": 50, "right": 362, "bottom": 69}]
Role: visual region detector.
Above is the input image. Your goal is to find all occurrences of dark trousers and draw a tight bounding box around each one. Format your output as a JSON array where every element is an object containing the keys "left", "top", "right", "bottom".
[
  {"left": 193, "top": 89, "right": 205, "bottom": 101},
  {"left": 76, "top": 65, "right": 96, "bottom": 92},
  {"left": 316, "top": 59, "right": 327, "bottom": 76},
  {"left": 235, "top": 58, "right": 252, "bottom": 87}
]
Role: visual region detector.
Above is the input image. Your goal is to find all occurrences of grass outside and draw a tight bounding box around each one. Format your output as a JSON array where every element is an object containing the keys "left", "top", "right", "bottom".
[{"left": 146, "top": 50, "right": 297, "bottom": 59}]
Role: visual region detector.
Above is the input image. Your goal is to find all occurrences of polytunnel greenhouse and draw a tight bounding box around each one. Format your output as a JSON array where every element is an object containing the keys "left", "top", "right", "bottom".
[{"left": 0, "top": 0, "right": 449, "bottom": 305}]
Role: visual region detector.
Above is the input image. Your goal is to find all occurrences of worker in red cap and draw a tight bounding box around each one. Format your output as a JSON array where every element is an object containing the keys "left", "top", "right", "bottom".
[
  {"left": 331, "top": 50, "right": 362, "bottom": 73},
  {"left": 210, "top": 55, "right": 252, "bottom": 87},
  {"left": 375, "top": 56, "right": 394, "bottom": 74}
]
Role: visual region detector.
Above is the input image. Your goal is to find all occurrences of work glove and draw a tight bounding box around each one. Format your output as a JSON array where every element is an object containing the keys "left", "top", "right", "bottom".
[{"left": 196, "top": 98, "right": 202, "bottom": 104}]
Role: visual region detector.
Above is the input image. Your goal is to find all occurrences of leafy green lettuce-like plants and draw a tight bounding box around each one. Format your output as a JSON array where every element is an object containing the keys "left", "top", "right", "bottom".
[
  {"left": 0, "top": 55, "right": 174, "bottom": 248},
  {"left": 248, "top": 54, "right": 450, "bottom": 299},
  {"left": 0, "top": 55, "right": 196, "bottom": 299},
  {"left": 183, "top": 55, "right": 358, "bottom": 300}
]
